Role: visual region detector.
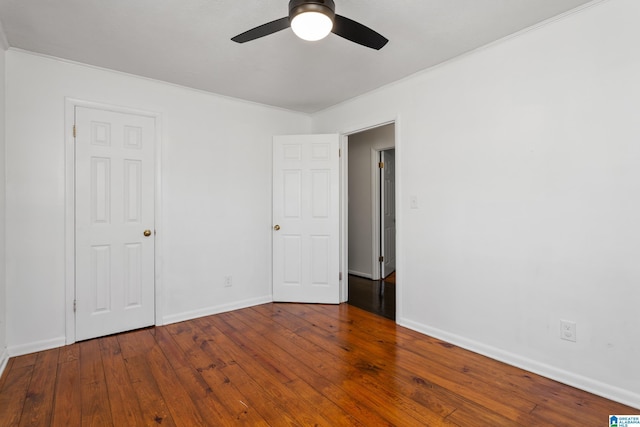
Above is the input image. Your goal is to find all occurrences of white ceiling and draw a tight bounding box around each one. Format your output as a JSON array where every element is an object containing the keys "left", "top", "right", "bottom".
[{"left": 0, "top": 0, "right": 595, "bottom": 113}]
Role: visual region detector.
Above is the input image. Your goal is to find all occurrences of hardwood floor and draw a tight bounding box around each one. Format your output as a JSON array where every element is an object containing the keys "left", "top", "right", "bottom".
[
  {"left": 0, "top": 303, "right": 635, "bottom": 426},
  {"left": 348, "top": 274, "right": 396, "bottom": 320}
]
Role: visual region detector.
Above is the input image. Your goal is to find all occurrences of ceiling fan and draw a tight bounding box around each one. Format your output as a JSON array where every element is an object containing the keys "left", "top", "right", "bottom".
[{"left": 231, "top": 0, "right": 388, "bottom": 50}]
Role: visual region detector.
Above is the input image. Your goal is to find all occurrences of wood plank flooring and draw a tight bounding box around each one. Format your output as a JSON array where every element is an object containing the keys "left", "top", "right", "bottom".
[
  {"left": 0, "top": 303, "right": 636, "bottom": 426},
  {"left": 348, "top": 274, "right": 396, "bottom": 320}
]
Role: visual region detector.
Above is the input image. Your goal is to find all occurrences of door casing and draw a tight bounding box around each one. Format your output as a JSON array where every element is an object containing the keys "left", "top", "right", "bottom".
[
  {"left": 338, "top": 116, "right": 401, "bottom": 313},
  {"left": 64, "top": 98, "right": 163, "bottom": 344}
]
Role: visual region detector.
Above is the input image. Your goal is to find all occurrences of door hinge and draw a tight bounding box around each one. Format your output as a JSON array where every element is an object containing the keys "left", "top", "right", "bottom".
[
  {"left": 379, "top": 256, "right": 384, "bottom": 262},
  {"left": 339, "top": 272, "right": 343, "bottom": 280},
  {"left": 73, "top": 125, "right": 76, "bottom": 138},
  {"left": 379, "top": 162, "right": 384, "bottom": 169},
  {"left": 339, "top": 148, "right": 342, "bottom": 157},
  {"left": 73, "top": 300, "right": 77, "bottom": 312}
]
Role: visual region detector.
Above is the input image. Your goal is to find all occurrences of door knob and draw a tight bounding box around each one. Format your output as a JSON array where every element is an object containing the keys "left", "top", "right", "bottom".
[
  {"left": 273, "top": 225, "right": 281, "bottom": 231},
  {"left": 143, "top": 229, "right": 152, "bottom": 237}
]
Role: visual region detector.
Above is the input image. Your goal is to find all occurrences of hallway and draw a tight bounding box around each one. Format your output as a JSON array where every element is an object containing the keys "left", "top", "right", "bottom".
[{"left": 347, "top": 274, "right": 396, "bottom": 320}]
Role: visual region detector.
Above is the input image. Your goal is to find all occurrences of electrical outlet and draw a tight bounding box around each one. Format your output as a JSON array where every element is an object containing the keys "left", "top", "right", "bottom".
[
  {"left": 224, "top": 275, "right": 233, "bottom": 288},
  {"left": 560, "top": 320, "right": 576, "bottom": 342}
]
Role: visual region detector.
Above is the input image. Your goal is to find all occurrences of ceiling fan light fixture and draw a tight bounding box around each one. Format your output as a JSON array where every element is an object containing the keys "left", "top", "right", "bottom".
[
  {"left": 291, "top": 11, "right": 333, "bottom": 41},
  {"left": 289, "top": 0, "right": 336, "bottom": 42},
  {"left": 231, "top": 0, "right": 388, "bottom": 50}
]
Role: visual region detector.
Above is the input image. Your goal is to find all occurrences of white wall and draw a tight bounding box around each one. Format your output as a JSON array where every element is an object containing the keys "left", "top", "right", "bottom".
[
  {"left": 314, "top": 0, "right": 640, "bottom": 408},
  {"left": 0, "top": 28, "right": 7, "bottom": 373},
  {"left": 3, "top": 0, "right": 639, "bottom": 409},
  {"left": 348, "top": 124, "right": 394, "bottom": 278},
  {"left": 5, "top": 49, "right": 311, "bottom": 355}
]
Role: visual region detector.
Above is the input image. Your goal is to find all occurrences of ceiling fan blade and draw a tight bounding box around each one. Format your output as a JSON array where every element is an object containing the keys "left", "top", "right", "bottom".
[
  {"left": 332, "top": 14, "right": 388, "bottom": 50},
  {"left": 231, "top": 17, "right": 290, "bottom": 43}
]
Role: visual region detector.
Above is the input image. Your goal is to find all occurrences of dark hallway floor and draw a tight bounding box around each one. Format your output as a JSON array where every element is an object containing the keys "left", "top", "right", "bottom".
[{"left": 347, "top": 274, "right": 396, "bottom": 320}]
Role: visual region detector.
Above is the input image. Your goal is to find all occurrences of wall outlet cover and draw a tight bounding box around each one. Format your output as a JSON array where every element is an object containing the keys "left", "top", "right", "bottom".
[{"left": 560, "top": 319, "right": 576, "bottom": 342}]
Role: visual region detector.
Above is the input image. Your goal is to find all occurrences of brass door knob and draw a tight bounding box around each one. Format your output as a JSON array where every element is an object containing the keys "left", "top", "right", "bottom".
[
  {"left": 143, "top": 229, "right": 152, "bottom": 237},
  {"left": 273, "top": 225, "right": 281, "bottom": 231}
]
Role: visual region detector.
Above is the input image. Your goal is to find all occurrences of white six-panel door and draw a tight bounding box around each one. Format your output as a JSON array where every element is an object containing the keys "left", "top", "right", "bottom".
[
  {"left": 381, "top": 149, "right": 396, "bottom": 277},
  {"left": 75, "top": 106, "right": 156, "bottom": 341},
  {"left": 273, "top": 135, "right": 340, "bottom": 303}
]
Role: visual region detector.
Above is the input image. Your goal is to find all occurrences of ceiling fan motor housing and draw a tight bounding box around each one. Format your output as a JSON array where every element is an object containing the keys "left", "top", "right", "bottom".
[{"left": 289, "top": 0, "right": 336, "bottom": 22}]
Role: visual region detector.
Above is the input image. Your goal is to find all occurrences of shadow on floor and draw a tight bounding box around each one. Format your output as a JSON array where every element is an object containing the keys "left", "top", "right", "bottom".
[{"left": 347, "top": 274, "right": 396, "bottom": 320}]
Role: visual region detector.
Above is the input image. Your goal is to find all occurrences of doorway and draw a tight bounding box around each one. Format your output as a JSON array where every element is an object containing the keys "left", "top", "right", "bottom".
[{"left": 345, "top": 123, "right": 396, "bottom": 319}]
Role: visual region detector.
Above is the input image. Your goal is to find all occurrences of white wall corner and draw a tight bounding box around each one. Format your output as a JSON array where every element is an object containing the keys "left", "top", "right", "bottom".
[
  {"left": 398, "top": 317, "right": 640, "bottom": 411},
  {"left": 161, "top": 295, "right": 273, "bottom": 326},
  {"left": 0, "top": 19, "right": 9, "bottom": 51}
]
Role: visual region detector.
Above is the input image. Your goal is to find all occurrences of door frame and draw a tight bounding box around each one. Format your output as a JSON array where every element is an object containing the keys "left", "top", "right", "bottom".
[
  {"left": 338, "top": 115, "right": 401, "bottom": 315},
  {"left": 64, "top": 98, "right": 163, "bottom": 344}
]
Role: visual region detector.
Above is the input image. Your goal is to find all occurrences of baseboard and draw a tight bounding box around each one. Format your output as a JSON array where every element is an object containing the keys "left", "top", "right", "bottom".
[
  {"left": 0, "top": 346, "right": 9, "bottom": 378},
  {"left": 162, "top": 295, "right": 273, "bottom": 326},
  {"left": 348, "top": 270, "right": 374, "bottom": 279},
  {"left": 3, "top": 298, "right": 272, "bottom": 356},
  {"left": 8, "top": 336, "right": 67, "bottom": 358},
  {"left": 398, "top": 317, "right": 640, "bottom": 410}
]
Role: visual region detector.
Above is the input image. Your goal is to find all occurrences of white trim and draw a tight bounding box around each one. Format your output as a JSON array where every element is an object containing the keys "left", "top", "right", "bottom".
[
  {"left": 11, "top": 48, "right": 312, "bottom": 116},
  {"left": 0, "top": 347, "right": 9, "bottom": 378},
  {"left": 162, "top": 296, "right": 272, "bottom": 326},
  {"left": 339, "top": 118, "right": 396, "bottom": 139},
  {"left": 64, "top": 100, "right": 75, "bottom": 344},
  {"left": 347, "top": 270, "right": 373, "bottom": 280},
  {"left": 392, "top": 117, "right": 403, "bottom": 321},
  {"left": 371, "top": 148, "right": 381, "bottom": 280},
  {"left": 339, "top": 135, "right": 349, "bottom": 302},
  {"left": 8, "top": 337, "right": 66, "bottom": 358},
  {"left": 154, "top": 108, "right": 165, "bottom": 326},
  {"left": 398, "top": 317, "right": 640, "bottom": 410},
  {"left": 64, "top": 98, "right": 163, "bottom": 344},
  {"left": 0, "top": 19, "right": 9, "bottom": 50}
]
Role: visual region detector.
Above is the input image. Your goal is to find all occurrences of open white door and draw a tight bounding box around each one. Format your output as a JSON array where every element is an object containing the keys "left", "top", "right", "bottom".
[
  {"left": 273, "top": 134, "right": 340, "bottom": 303},
  {"left": 381, "top": 149, "right": 396, "bottom": 277},
  {"left": 75, "top": 106, "right": 156, "bottom": 341}
]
